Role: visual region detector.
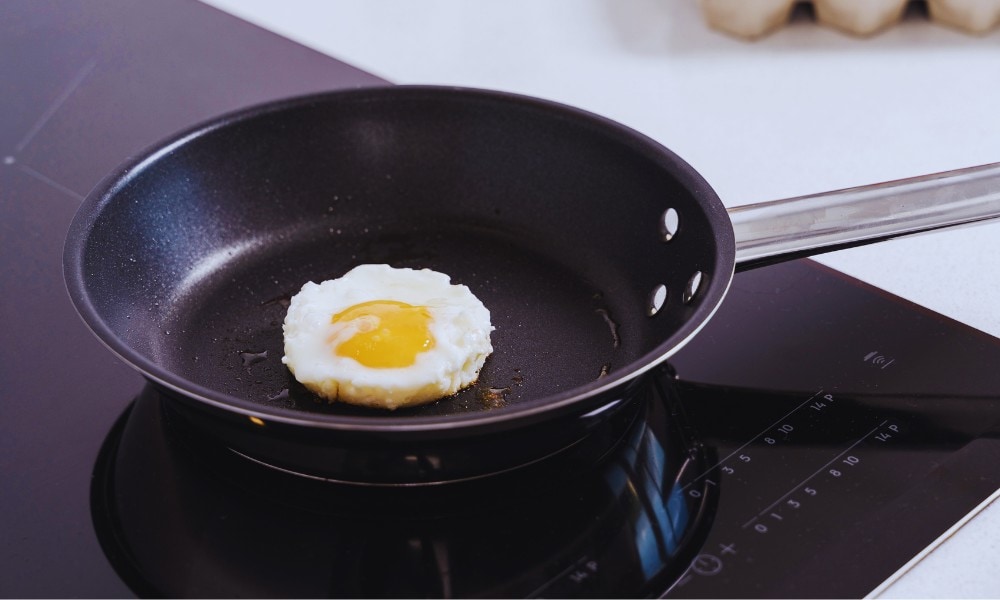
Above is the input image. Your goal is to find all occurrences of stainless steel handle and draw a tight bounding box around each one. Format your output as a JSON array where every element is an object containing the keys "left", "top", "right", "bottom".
[{"left": 729, "top": 162, "right": 1000, "bottom": 270}]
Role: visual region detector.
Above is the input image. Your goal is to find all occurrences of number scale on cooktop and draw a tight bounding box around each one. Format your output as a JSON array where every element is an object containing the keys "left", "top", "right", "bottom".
[
  {"left": 670, "top": 389, "right": 920, "bottom": 596},
  {"left": 666, "top": 261, "right": 1000, "bottom": 598}
]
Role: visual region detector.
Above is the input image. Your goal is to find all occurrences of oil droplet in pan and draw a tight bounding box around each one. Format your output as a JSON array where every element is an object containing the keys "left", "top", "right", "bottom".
[
  {"left": 240, "top": 350, "right": 268, "bottom": 370},
  {"left": 595, "top": 308, "right": 620, "bottom": 348},
  {"left": 479, "top": 387, "right": 510, "bottom": 409},
  {"left": 267, "top": 388, "right": 289, "bottom": 402}
]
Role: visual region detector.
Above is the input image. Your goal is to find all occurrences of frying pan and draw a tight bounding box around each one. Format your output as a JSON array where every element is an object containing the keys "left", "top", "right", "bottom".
[{"left": 64, "top": 86, "right": 1000, "bottom": 485}]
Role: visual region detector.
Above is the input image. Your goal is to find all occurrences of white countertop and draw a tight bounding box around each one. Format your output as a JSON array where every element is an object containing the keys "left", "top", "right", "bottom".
[{"left": 202, "top": 1, "right": 1000, "bottom": 595}]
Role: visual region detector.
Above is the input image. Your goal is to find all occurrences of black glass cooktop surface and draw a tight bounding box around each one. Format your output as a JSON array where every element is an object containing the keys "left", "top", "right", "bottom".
[{"left": 3, "top": 1, "right": 1000, "bottom": 597}]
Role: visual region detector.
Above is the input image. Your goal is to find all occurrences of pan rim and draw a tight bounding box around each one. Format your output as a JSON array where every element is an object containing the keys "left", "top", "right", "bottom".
[{"left": 63, "top": 84, "right": 735, "bottom": 434}]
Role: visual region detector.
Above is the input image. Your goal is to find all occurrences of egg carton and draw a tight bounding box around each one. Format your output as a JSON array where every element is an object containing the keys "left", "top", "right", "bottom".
[{"left": 700, "top": 0, "right": 1000, "bottom": 39}]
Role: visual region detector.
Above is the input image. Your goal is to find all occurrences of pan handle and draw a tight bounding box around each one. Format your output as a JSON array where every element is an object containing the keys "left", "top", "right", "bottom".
[{"left": 729, "top": 162, "right": 1000, "bottom": 271}]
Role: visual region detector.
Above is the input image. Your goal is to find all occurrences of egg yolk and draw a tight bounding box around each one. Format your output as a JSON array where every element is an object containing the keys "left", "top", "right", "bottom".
[{"left": 331, "top": 300, "right": 435, "bottom": 368}]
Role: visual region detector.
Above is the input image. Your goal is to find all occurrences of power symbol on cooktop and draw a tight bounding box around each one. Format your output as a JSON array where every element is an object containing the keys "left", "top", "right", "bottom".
[{"left": 691, "top": 554, "right": 723, "bottom": 576}]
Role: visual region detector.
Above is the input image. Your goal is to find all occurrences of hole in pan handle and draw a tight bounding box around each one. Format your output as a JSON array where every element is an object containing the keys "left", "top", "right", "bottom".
[{"left": 728, "top": 162, "right": 1000, "bottom": 271}]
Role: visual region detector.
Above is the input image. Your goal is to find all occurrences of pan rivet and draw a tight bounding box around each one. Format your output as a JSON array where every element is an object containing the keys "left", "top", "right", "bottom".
[
  {"left": 683, "top": 271, "right": 704, "bottom": 304},
  {"left": 249, "top": 416, "right": 266, "bottom": 427},
  {"left": 648, "top": 284, "right": 668, "bottom": 316},
  {"left": 660, "top": 208, "right": 680, "bottom": 242}
]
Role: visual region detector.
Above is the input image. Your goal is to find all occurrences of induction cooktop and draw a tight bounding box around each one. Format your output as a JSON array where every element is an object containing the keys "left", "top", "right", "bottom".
[{"left": 3, "top": 1, "right": 999, "bottom": 597}]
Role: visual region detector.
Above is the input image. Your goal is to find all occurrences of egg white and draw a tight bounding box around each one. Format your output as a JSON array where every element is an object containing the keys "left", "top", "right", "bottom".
[{"left": 281, "top": 264, "right": 494, "bottom": 410}]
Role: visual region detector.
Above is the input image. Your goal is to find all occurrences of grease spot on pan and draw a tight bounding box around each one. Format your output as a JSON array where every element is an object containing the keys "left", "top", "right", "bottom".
[
  {"left": 240, "top": 350, "right": 268, "bottom": 370},
  {"left": 595, "top": 307, "right": 620, "bottom": 349},
  {"left": 479, "top": 386, "right": 509, "bottom": 409}
]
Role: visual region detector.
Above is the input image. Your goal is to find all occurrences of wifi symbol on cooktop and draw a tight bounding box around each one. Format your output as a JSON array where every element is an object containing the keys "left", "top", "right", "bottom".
[{"left": 863, "top": 351, "right": 895, "bottom": 370}]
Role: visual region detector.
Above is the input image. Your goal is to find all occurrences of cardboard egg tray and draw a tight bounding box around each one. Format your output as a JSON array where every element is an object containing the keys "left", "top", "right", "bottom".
[{"left": 700, "top": 0, "right": 1000, "bottom": 39}]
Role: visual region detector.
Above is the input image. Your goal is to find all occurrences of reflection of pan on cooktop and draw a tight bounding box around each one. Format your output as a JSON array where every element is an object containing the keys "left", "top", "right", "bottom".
[
  {"left": 66, "top": 86, "right": 1000, "bottom": 485},
  {"left": 91, "top": 374, "right": 715, "bottom": 598}
]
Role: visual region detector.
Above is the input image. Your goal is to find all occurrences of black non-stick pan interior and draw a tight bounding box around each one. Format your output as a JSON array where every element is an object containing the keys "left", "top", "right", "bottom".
[{"left": 66, "top": 87, "right": 733, "bottom": 425}]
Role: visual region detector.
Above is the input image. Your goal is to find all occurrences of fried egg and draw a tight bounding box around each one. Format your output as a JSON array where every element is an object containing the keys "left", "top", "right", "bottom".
[{"left": 281, "top": 264, "right": 494, "bottom": 410}]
